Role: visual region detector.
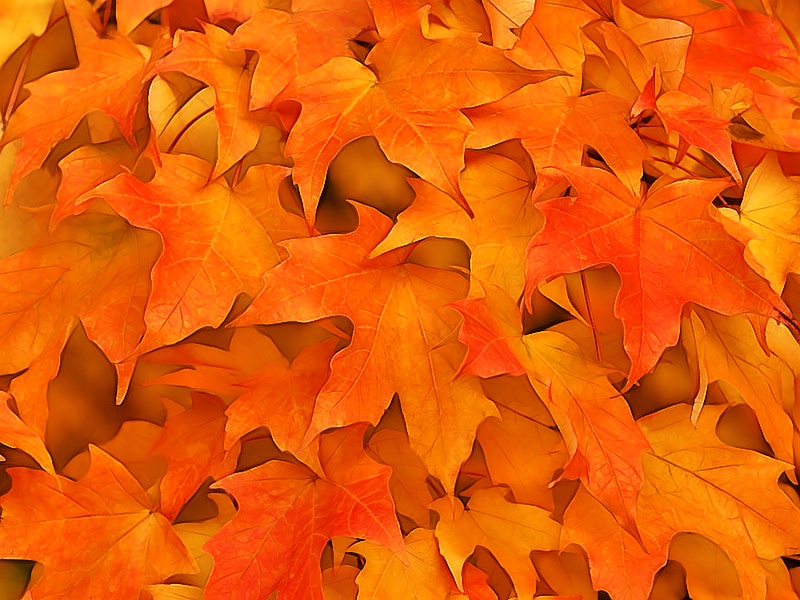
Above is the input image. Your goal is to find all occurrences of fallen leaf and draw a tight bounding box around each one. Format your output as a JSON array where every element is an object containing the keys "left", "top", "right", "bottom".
[
  {"left": 3, "top": 6, "right": 151, "bottom": 203},
  {"left": 0, "top": 446, "right": 197, "bottom": 599},
  {"left": 525, "top": 165, "right": 785, "bottom": 386},
  {"left": 466, "top": 80, "right": 648, "bottom": 194},
  {"left": 354, "top": 528, "right": 459, "bottom": 600},
  {"left": 236, "top": 203, "right": 498, "bottom": 490},
  {"left": 204, "top": 424, "right": 402, "bottom": 600},
  {"left": 72, "top": 153, "right": 283, "bottom": 356},
  {"left": 149, "top": 24, "right": 275, "bottom": 177},
  {"left": 371, "top": 152, "right": 541, "bottom": 299},
  {"left": 453, "top": 285, "right": 650, "bottom": 535},
  {"left": 738, "top": 154, "right": 800, "bottom": 293}
]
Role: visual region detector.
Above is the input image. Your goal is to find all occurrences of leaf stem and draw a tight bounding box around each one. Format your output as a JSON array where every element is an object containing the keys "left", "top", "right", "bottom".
[
  {"left": 650, "top": 156, "right": 697, "bottom": 177},
  {"left": 231, "top": 160, "right": 243, "bottom": 189},
  {"left": 165, "top": 105, "right": 214, "bottom": 154},
  {"left": 779, "top": 310, "right": 800, "bottom": 341}
]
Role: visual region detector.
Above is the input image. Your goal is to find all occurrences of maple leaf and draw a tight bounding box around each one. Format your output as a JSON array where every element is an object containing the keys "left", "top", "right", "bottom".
[
  {"left": 280, "top": 16, "right": 563, "bottom": 226},
  {"left": 366, "top": 408, "right": 435, "bottom": 527},
  {"left": 70, "top": 154, "right": 285, "bottom": 356},
  {"left": 217, "top": 163, "right": 307, "bottom": 244},
  {"left": 236, "top": 203, "right": 498, "bottom": 489},
  {"left": 0, "top": 446, "right": 197, "bottom": 599},
  {"left": 369, "top": 441, "right": 432, "bottom": 525},
  {"left": 679, "top": 7, "right": 800, "bottom": 147},
  {"left": 149, "top": 24, "right": 275, "bottom": 178},
  {"left": 54, "top": 140, "right": 142, "bottom": 218},
  {"left": 2, "top": 5, "right": 153, "bottom": 203},
  {"left": 229, "top": 0, "right": 373, "bottom": 109},
  {"left": 431, "top": 487, "right": 560, "bottom": 600},
  {"left": 353, "top": 531, "right": 499, "bottom": 599},
  {"left": 144, "top": 327, "right": 340, "bottom": 459},
  {"left": 0, "top": 208, "right": 159, "bottom": 388},
  {"left": 3, "top": 1, "right": 800, "bottom": 599},
  {"left": 577, "top": 35, "right": 639, "bottom": 108},
  {"left": 477, "top": 376, "right": 568, "bottom": 509},
  {"left": 204, "top": 423, "right": 402, "bottom": 600},
  {"left": 580, "top": 14, "right": 687, "bottom": 107},
  {"left": 737, "top": 154, "right": 800, "bottom": 293},
  {"left": 508, "top": 0, "right": 596, "bottom": 91},
  {"left": 525, "top": 165, "right": 786, "bottom": 386},
  {"left": 222, "top": 338, "right": 340, "bottom": 455},
  {"left": 638, "top": 403, "right": 800, "bottom": 600},
  {"left": 140, "top": 327, "right": 286, "bottom": 402},
  {"left": 633, "top": 83, "right": 741, "bottom": 183},
  {"left": 613, "top": 3, "right": 692, "bottom": 94},
  {"left": 5, "top": 345, "right": 64, "bottom": 438},
  {"left": 452, "top": 285, "right": 650, "bottom": 536}
]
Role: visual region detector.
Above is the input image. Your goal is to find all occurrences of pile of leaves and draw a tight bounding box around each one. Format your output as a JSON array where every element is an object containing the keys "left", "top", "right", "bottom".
[{"left": 2, "top": 0, "right": 800, "bottom": 598}]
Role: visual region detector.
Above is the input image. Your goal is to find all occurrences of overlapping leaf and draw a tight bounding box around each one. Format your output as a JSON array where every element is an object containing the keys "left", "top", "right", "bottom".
[
  {"left": 0, "top": 447, "right": 197, "bottom": 600},
  {"left": 0, "top": 1, "right": 799, "bottom": 599},
  {"left": 453, "top": 285, "right": 650, "bottom": 535},
  {"left": 204, "top": 424, "right": 402, "bottom": 600},
  {"left": 70, "top": 154, "right": 286, "bottom": 355},
  {"left": 236, "top": 204, "right": 498, "bottom": 489},
  {"left": 280, "top": 16, "right": 563, "bottom": 226},
  {"left": 2, "top": 4, "right": 153, "bottom": 203},
  {"left": 525, "top": 165, "right": 786, "bottom": 385},
  {"left": 638, "top": 404, "right": 800, "bottom": 600}
]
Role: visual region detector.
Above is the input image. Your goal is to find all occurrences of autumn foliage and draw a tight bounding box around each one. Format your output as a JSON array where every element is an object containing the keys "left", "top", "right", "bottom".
[{"left": 3, "top": 0, "right": 800, "bottom": 598}]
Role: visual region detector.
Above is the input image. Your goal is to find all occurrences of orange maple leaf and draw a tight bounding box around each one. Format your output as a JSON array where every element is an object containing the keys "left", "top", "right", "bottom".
[
  {"left": 0, "top": 447, "right": 197, "bottom": 600},
  {"left": 525, "top": 165, "right": 786, "bottom": 386},
  {"left": 236, "top": 203, "right": 498, "bottom": 489},
  {"left": 71, "top": 154, "right": 285, "bottom": 356},
  {"left": 3, "top": 5, "right": 153, "bottom": 204},
  {"left": 204, "top": 424, "right": 402, "bottom": 600}
]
